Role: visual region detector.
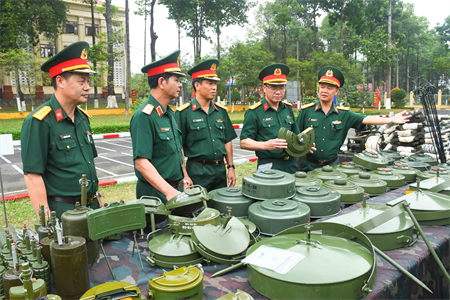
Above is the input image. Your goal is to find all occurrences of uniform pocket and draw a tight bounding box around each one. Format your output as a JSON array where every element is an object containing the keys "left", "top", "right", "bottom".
[
  {"left": 329, "top": 123, "right": 344, "bottom": 140},
  {"left": 215, "top": 122, "right": 226, "bottom": 141},
  {"left": 261, "top": 120, "right": 276, "bottom": 137},
  {"left": 283, "top": 117, "right": 295, "bottom": 130},
  {"left": 84, "top": 136, "right": 97, "bottom": 158},
  {"left": 55, "top": 139, "right": 78, "bottom": 166},
  {"left": 158, "top": 132, "right": 176, "bottom": 155},
  {"left": 189, "top": 122, "right": 207, "bottom": 140}
]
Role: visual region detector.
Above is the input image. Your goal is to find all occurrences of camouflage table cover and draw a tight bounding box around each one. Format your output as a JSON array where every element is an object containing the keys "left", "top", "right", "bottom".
[{"left": 89, "top": 185, "right": 450, "bottom": 299}]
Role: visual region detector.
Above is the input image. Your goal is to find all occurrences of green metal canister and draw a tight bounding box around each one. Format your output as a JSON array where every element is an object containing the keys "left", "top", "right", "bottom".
[
  {"left": 37, "top": 205, "right": 49, "bottom": 243},
  {"left": 31, "top": 244, "right": 50, "bottom": 293},
  {"left": 0, "top": 265, "right": 5, "bottom": 299},
  {"left": 51, "top": 236, "right": 90, "bottom": 298},
  {"left": 333, "top": 162, "right": 363, "bottom": 177},
  {"left": 2, "top": 264, "right": 23, "bottom": 300},
  {"left": 370, "top": 168, "right": 406, "bottom": 189},
  {"left": 8, "top": 262, "right": 46, "bottom": 300},
  {"left": 323, "top": 178, "right": 365, "bottom": 204},
  {"left": 307, "top": 165, "right": 347, "bottom": 182},
  {"left": 294, "top": 172, "right": 323, "bottom": 188},
  {"left": 391, "top": 162, "right": 420, "bottom": 183}
]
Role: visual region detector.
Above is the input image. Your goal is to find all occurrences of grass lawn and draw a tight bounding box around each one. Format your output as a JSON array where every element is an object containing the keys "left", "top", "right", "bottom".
[{"left": 0, "top": 161, "right": 257, "bottom": 229}]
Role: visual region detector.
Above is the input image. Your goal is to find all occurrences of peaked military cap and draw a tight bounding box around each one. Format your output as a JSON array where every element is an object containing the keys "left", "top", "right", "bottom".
[
  {"left": 141, "top": 50, "right": 186, "bottom": 77},
  {"left": 188, "top": 59, "right": 220, "bottom": 81},
  {"left": 318, "top": 66, "right": 345, "bottom": 88},
  {"left": 41, "top": 41, "right": 95, "bottom": 78},
  {"left": 259, "top": 63, "right": 289, "bottom": 85}
]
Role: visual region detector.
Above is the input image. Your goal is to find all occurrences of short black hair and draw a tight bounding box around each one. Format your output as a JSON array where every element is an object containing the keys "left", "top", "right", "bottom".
[
  {"left": 51, "top": 72, "right": 73, "bottom": 90},
  {"left": 148, "top": 73, "right": 172, "bottom": 89},
  {"left": 192, "top": 78, "right": 204, "bottom": 92}
]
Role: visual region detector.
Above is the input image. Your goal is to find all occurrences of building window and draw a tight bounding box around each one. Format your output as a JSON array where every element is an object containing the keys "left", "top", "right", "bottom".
[
  {"left": 85, "top": 24, "right": 99, "bottom": 36},
  {"left": 40, "top": 44, "right": 55, "bottom": 58},
  {"left": 64, "top": 21, "right": 78, "bottom": 34}
]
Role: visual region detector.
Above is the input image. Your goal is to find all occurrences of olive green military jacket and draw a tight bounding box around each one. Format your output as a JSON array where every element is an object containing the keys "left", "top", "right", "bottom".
[
  {"left": 175, "top": 98, "right": 237, "bottom": 160},
  {"left": 240, "top": 97, "right": 299, "bottom": 159},
  {"left": 20, "top": 94, "right": 98, "bottom": 197},
  {"left": 130, "top": 94, "right": 184, "bottom": 182},
  {"left": 296, "top": 101, "right": 366, "bottom": 161}
]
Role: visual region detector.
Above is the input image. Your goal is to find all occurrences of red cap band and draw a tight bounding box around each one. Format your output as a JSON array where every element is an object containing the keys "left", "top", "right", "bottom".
[
  {"left": 147, "top": 63, "right": 180, "bottom": 77},
  {"left": 192, "top": 69, "right": 218, "bottom": 79},
  {"left": 319, "top": 75, "right": 340, "bottom": 87},
  {"left": 49, "top": 58, "right": 90, "bottom": 78},
  {"left": 262, "top": 74, "right": 287, "bottom": 84}
]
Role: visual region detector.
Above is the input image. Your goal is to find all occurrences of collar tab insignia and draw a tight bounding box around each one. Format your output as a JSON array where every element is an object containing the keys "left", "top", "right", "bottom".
[
  {"left": 156, "top": 106, "right": 164, "bottom": 117},
  {"left": 55, "top": 108, "right": 64, "bottom": 121},
  {"left": 263, "top": 102, "right": 269, "bottom": 111}
]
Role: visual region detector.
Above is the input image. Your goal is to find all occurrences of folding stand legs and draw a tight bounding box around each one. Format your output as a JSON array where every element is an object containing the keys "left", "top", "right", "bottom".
[
  {"left": 132, "top": 231, "right": 144, "bottom": 271},
  {"left": 99, "top": 238, "right": 116, "bottom": 280}
]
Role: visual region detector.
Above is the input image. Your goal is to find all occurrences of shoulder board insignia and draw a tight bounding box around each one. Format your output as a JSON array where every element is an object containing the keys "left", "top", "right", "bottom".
[
  {"left": 337, "top": 107, "right": 350, "bottom": 111},
  {"left": 300, "top": 103, "right": 315, "bottom": 110},
  {"left": 142, "top": 104, "right": 154, "bottom": 115},
  {"left": 78, "top": 107, "right": 91, "bottom": 119},
  {"left": 214, "top": 102, "right": 228, "bottom": 111},
  {"left": 32, "top": 106, "right": 52, "bottom": 121},
  {"left": 177, "top": 103, "right": 191, "bottom": 111},
  {"left": 283, "top": 101, "right": 292, "bottom": 106},
  {"left": 249, "top": 102, "right": 262, "bottom": 110}
]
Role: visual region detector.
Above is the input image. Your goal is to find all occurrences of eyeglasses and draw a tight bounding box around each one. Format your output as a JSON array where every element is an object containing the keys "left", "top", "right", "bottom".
[{"left": 265, "top": 84, "right": 286, "bottom": 91}]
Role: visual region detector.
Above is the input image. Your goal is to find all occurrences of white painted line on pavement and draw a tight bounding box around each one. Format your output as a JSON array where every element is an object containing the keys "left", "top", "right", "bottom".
[
  {"left": 98, "top": 172, "right": 135, "bottom": 180},
  {"left": 0, "top": 155, "right": 12, "bottom": 164},
  {"left": 94, "top": 145, "right": 117, "bottom": 152},
  {"left": 100, "top": 141, "right": 132, "bottom": 149},
  {"left": 97, "top": 155, "right": 134, "bottom": 167},
  {"left": 121, "top": 152, "right": 133, "bottom": 156},
  {"left": 95, "top": 167, "right": 118, "bottom": 176},
  {"left": 5, "top": 189, "right": 28, "bottom": 195},
  {"left": 116, "top": 175, "right": 138, "bottom": 184},
  {"left": 11, "top": 165, "right": 23, "bottom": 175}
]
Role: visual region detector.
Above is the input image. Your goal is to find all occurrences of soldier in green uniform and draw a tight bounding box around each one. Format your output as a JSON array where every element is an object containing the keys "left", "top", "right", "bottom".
[
  {"left": 21, "top": 41, "right": 100, "bottom": 220},
  {"left": 240, "top": 64, "right": 305, "bottom": 173},
  {"left": 130, "top": 50, "right": 189, "bottom": 203},
  {"left": 297, "top": 66, "right": 410, "bottom": 171},
  {"left": 175, "top": 59, "right": 237, "bottom": 191}
]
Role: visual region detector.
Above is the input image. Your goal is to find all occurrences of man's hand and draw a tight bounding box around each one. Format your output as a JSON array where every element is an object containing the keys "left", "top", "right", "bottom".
[
  {"left": 227, "top": 167, "right": 236, "bottom": 187},
  {"left": 309, "top": 142, "right": 316, "bottom": 154},
  {"left": 265, "top": 138, "right": 288, "bottom": 151},
  {"left": 392, "top": 110, "right": 411, "bottom": 124},
  {"left": 165, "top": 188, "right": 181, "bottom": 202},
  {"left": 183, "top": 176, "right": 193, "bottom": 190}
]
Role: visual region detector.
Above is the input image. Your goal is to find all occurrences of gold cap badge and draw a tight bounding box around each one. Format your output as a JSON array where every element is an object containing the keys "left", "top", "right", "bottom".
[
  {"left": 177, "top": 55, "right": 181, "bottom": 65},
  {"left": 274, "top": 68, "right": 282, "bottom": 75},
  {"left": 211, "top": 63, "right": 216, "bottom": 70},
  {"left": 80, "top": 49, "right": 88, "bottom": 60},
  {"left": 326, "top": 69, "right": 333, "bottom": 77}
]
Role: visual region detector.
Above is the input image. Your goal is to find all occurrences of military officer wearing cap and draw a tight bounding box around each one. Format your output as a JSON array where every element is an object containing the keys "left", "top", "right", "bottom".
[
  {"left": 240, "top": 64, "right": 303, "bottom": 173},
  {"left": 21, "top": 41, "right": 100, "bottom": 220},
  {"left": 175, "top": 59, "right": 237, "bottom": 191},
  {"left": 297, "top": 66, "right": 410, "bottom": 171},
  {"left": 130, "top": 50, "right": 188, "bottom": 203}
]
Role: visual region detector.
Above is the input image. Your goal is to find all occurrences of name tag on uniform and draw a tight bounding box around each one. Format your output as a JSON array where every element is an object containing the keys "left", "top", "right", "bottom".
[
  {"left": 308, "top": 118, "right": 318, "bottom": 122},
  {"left": 263, "top": 117, "right": 273, "bottom": 122},
  {"left": 332, "top": 120, "right": 342, "bottom": 125},
  {"left": 60, "top": 134, "right": 72, "bottom": 140},
  {"left": 192, "top": 119, "right": 203, "bottom": 123},
  {"left": 216, "top": 119, "right": 223, "bottom": 123},
  {"left": 160, "top": 127, "right": 171, "bottom": 132}
]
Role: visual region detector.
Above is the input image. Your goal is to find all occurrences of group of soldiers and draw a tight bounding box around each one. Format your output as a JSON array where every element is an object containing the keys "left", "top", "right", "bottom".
[{"left": 20, "top": 41, "right": 411, "bottom": 219}]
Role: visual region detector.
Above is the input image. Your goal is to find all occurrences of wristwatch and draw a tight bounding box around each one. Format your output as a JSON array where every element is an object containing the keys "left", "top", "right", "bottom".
[{"left": 227, "top": 164, "right": 235, "bottom": 169}]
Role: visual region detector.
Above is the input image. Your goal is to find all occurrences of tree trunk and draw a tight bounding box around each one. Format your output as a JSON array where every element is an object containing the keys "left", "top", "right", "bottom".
[
  {"left": 104, "top": 0, "right": 116, "bottom": 107},
  {"left": 216, "top": 21, "right": 220, "bottom": 61},
  {"left": 371, "top": 63, "right": 375, "bottom": 93},
  {"left": 177, "top": 15, "right": 181, "bottom": 50},
  {"left": 125, "top": 0, "right": 131, "bottom": 115},
  {"left": 339, "top": 2, "right": 344, "bottom": 54},
  {"left": 90, "top": 0, "right": 98, "bottom": 101},
  {"left": 144, "top": 0, "right": 147, "bottom": 65},
  {"left": 406, "top": 46, "right": 409, "bottom": 94},
  {"left": 386, "top": 0, "right": 392, "bottom": 99},
  {"left": 396, "top": 53, "right": 399, "bottom": 88},
  {"left": 283, "top": 27, "right": 287, "bottom": 64},
  {"left": 313, "top": 0, "right": 317, "bottom": 51},
  {"left": 150, "top": 0, "right": 157, "bottom": 62}
]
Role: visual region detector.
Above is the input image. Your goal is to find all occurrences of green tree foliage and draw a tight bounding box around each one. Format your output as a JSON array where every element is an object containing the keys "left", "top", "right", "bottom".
[
  {"left": 392, "top": 89, "right": 406, "bottom": 101},
  {"left": 435, "top": 15, "right": 450, "bottom": 50},
  {"left": 0, "top": 0, "right": 67, "bottom": 51}
]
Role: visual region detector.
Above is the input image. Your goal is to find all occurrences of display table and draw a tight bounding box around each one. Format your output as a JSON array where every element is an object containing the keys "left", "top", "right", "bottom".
[{"left": 89, "top": 186, "right": 450, "bottom": 299}]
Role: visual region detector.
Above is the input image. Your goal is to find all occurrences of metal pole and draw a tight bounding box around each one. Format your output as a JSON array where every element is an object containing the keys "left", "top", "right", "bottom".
[
  {"left": 0, "top": 162, "right": 8, "bottom": 227},
  {"left": 229, "top": 85, "right": 231, "bottom": 106}
]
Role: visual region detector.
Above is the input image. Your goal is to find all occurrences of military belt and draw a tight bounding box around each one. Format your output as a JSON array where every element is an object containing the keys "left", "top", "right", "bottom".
[
  {"left": 189, "top": 157, "right": 224, "bottom": 166},
  {"left": 283, "top": 155, "right": 292, "bottom": 160},
  {"left": 305, "top": 154, "right": 338, "bottom": 166},
  {"left": 166, "top": 179, "right": 183, "bottom": 186},
  {"left": 48, "top": 195, "right": 96, "bottom": 205}
]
